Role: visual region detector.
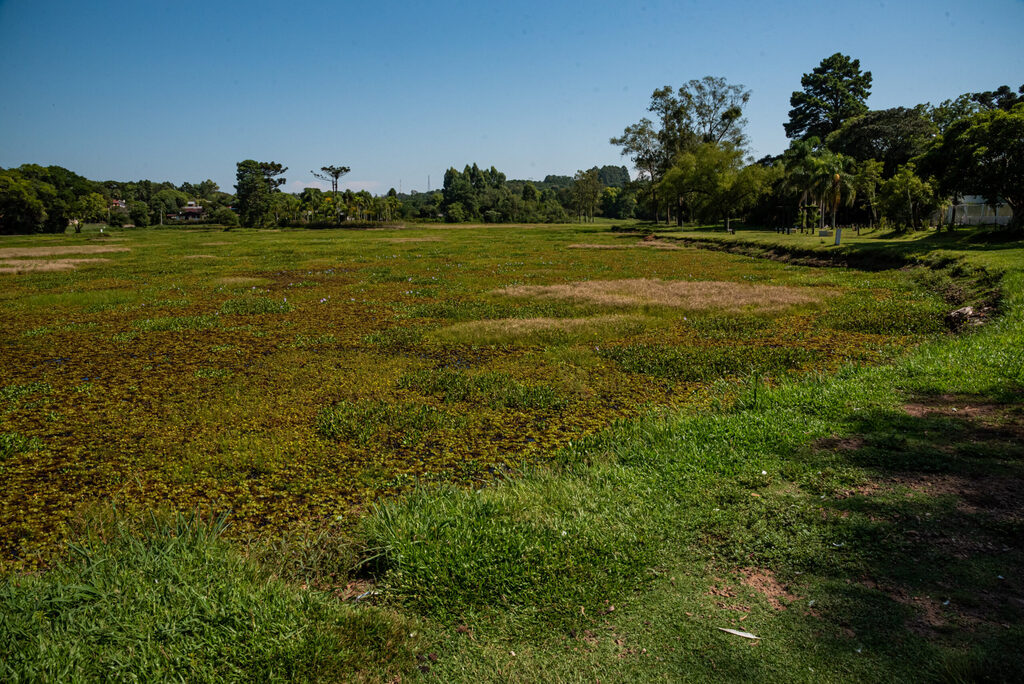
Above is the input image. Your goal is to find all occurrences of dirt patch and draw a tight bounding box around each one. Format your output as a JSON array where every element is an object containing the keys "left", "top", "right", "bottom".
[
  {"left": 336, "top": 579, "right": 375, "bottom": 601},
  {"left": 0, "top": 245, "right": 130, "bottom": 258},
  {"left": 499, "top": 278, "right": 827, "bottom": 312},
  {"left": 0, "top": 258, "right": 112, "bottom": 273},
  {"left": 380, "top": 237, "right": 442, "bottom": 243},
  {"left": 889, "top": 472, "right": 1024, "bottom": 522},
  {"left": 708, "top": 580, "right": 750, "bottom": 612},
  {"left": 903, "top": 394, "right": 1017, "bottom": 422},
  {"left": 739, "top": 568, "right": 797, "bottom": 610},
  {"left": 814, "top": 435, "right": 867, "bottom": 452}
]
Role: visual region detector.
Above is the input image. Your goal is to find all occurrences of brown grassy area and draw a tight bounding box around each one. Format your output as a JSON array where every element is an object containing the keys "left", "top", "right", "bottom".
[
  {"left": 0, "top": 258, "right": 112, "bottom": 273},
  {"left": 499, "top": 278, "right": 829, "bottom": 312},
  {"left": 0, "top": 245, "right": 131, "bottom": 258}
]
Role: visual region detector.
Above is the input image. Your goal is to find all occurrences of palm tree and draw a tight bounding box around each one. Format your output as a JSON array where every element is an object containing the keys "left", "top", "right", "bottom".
[
  {"left": 781, "top": 138, "right": 819, "bottom": 232},
  {"left": 810, "top": 151, "right": 857, "bottom": 243}
]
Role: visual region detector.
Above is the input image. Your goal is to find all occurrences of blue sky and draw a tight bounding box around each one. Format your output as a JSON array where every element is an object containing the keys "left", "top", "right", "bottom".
[{"left": 1, "top": 0, "right": 1022, "bottom": 195}]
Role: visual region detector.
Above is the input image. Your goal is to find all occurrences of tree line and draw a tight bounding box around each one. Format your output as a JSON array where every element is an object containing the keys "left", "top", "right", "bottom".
[
  {"left": 3, "top": 57, "right": 1020, "bottom": 234},
  {"left": 0, "top": 165, "right": 236, "bottom": 234},
  {"left": 612, "top": 55, "right": 1024, "bottom": 232}
]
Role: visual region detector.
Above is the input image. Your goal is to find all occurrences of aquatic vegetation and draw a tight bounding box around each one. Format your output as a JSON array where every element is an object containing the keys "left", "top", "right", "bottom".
[
  {"left": 219, "top": 296, "right": 293, "bottom": 315},
  {"left": 316, "top": 399, "right": 462, "bottom": 447},
  {"left": 0, "top": 225, "right": 950, "bottom": 569}
]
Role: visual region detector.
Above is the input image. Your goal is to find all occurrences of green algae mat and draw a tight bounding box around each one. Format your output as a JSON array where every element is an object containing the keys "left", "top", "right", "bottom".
[{"left": 0, "top": 225, "right": 953, "bottom": 569}]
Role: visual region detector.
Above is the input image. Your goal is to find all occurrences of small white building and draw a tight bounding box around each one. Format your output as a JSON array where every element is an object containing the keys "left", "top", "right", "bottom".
[{"left": 947, "top": 195, "right": 1013, "bottom": 226}]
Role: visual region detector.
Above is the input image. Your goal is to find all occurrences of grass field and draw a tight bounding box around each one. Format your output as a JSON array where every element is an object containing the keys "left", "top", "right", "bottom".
[{"left": 1, "top": 222, "right": 1022, "bottom": 681}]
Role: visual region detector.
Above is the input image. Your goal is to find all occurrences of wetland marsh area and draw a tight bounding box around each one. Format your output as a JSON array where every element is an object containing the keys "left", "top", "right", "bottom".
[{"left": 2, "top": 223, "right": 1022, "bottom": 682}]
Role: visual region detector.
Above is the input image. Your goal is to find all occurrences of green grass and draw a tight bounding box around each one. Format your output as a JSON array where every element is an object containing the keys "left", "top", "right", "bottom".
[
  {"left": 316, "top": 399, "right": 463, "bottom": 447},
  {"left": 0, "top": 432, "right": 43, "bottom": 461},
  {"left": 0, "top": 512, "right": 420, "bottom": 682},
  {"left": 1, "top": 223, "right": 1022, "bottom": 681}
]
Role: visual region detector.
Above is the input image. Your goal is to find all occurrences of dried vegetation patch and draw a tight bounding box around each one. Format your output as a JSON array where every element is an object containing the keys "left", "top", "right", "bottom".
[
  {"left": 739, "top": 567, "right": 798, "bottom": 610},
  {"left": 0, "top": 245, "right": 130, "bottom": 258},
  {"left": 0, "top": 258, "right": 112, "bottom": 273},
  {"left": 500, "top": 278, "right": 826, "bottom": 312}
]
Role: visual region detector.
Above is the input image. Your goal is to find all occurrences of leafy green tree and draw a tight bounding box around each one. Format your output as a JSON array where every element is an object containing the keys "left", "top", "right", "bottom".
[
  {"left": 810, "top": 151, "right": 857, "bottom": 239},
  {"left": 211, "top": 207, "right": 239, "bottom": 227},
  {"left": 149, "top": 188, "right": 188, "bottom": 225},
  {"left": 611, "top": 119, "right": 665, "bottom": 182},
  {"left": 658, "top": 143, "right": 744, "bottom": 226},
  {"left": 970, "top": 84, "right": 1024, "bottom": 112},
  {"left": 77, "top": 192, "right": 108, "bottom": 223},
  {"left": 270, "top": 192, "right": 300, "bottom": 226},
  {"left": 235, "top": 160, "right": 287, "bottom": 228},
  {"left": 923, "top": 105, "right": 1024, "bottom": 228},
  {"left": 776, "top": 139, "right": 820, "bottom": 232},
  {"left": 0, "top": 171, "right": 51, "bottom": 234},
  {"left": 128, "top": 200, "right": 150, "bottom": 227},
  {"left": 445, "top": 201, "right": 467, "bottom": 223},
  {"left": 599, "top": 186, "right": 637, "bottom": 220},
  {"left": 681, "top": 76, "right": 751, "bottom": 146},
  {"left": 311, "top": 165, "right": 350, "bottom": 224},
  {"left": 785, "top": 53, "right": 872, "bottom": 141},
  {"left": 595, "top": 165, "right": 631, "bottom": 188},
  {"left": 826, "top": 106, "right": 937, "bottom": 177},
  {"left": 879, "top": 163, "right": 937, "bottom": 231},
  {"left": 926, "top": 95, "right": 981, "bottom": 135},
  {"left": 441, "top": 167, "right": 478, "bottom": 221},
  {"left": 854, "top": 159, "right": 884, "bottom": 230},
  {"left": 713, "top": 163, "right": 775, "bottom": 232},
  {"left": 570, "top": 168, "right": 602, "bottom": 222}
]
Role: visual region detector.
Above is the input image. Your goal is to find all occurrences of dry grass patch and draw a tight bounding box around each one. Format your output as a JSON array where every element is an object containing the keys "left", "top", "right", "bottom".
[
  {"left": 216, "top": 276, "right": 271, "bottom": 286},
  {"left": 201, "top": 242, "right": 232, "bottom": 246},
  {"left": 183, "top": 254, "right": 218, "bottom": 259},
  {"left": 0, "top": 245, "right": 130, "bottom": 258},
  {"left": 429, "top": 314, "right": 651, "bottom": 345},
  {"left": 0, "top": 258, "right": 112, "bottom": 273},
  {"left": 499, "top": 278, "right": 827, "bottom": 312}
]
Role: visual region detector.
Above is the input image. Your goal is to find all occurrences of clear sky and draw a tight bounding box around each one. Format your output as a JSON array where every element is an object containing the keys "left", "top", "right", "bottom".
[{"left": 1, "top": 0, "right": 1021, "bottom": 195}]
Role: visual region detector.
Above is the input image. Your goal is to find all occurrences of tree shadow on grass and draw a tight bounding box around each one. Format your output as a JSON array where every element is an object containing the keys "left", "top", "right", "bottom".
[{"left": 799, "top": 392, "right": 1024, "bottom": 680}]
